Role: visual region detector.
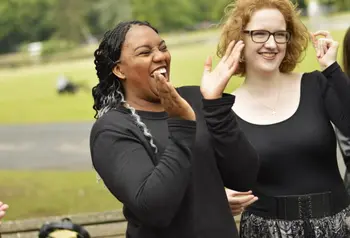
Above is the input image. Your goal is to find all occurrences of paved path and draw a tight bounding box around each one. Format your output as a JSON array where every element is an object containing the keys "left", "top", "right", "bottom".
[
  {"left": 0, "top": 122, "right": 347, "bottom": 177},
  {"left": 1, "top": 14, "right": 349, "bottom": 171},
  {"left": 0, "top": 122, "right": 93, "bottom": 170}
]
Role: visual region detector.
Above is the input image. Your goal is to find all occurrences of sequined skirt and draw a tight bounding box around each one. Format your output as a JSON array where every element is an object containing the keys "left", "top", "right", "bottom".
[{"left": 240, "top": 205, "right": 350, "bottom": 238}]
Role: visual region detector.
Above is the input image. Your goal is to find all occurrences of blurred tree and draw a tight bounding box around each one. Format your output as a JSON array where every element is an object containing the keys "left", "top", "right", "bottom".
[
  {"left": 93, "top": 0, "right": 132, "bottom": 31},
  {"left": 49, "top": 0, "right": 90, "bottom": 43},
  {"left": 131, "top": 0, "right": 196, "bottom": 32},
  {"left": 0, "top": 0, "right": 55, "bottom": 53}
]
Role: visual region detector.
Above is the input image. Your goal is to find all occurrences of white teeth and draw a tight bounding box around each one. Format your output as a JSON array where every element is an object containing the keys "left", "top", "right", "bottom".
[
  {"left": 151, "top": 67, "right": 167, "bottom": 77},
  {"left": 155, "top": 68, "right": 167, "bottom": 74},
  {"left": 261, "top": 53, "right": 276, "bottom": 56}
]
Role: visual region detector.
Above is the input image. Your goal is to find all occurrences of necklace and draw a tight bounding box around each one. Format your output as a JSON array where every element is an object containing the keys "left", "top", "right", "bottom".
[{"left": 244, "top": 83, "right": 282, "bottom": 115}]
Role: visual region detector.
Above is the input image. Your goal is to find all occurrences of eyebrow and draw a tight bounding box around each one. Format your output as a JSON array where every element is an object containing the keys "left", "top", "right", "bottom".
[{"left": 134, "top": 40, "right": 166, "bottom": 51}]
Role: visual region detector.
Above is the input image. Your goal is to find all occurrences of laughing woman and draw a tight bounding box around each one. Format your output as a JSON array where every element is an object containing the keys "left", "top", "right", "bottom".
[{"left": 90, "top": 21, "right": 258, "bottom": 238}]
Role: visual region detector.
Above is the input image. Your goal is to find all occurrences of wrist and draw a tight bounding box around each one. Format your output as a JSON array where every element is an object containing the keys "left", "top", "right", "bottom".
[
  {"left": 202, "top": 93, "right": 222, "bottom": 100},
  {"left": 322, "top": 60, "right": 336, "bottom": 71}
]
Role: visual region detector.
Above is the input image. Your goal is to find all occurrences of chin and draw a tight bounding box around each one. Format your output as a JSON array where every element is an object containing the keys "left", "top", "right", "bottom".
[{"left": 258, "top": 61, "right": 282, "bottom": 73}]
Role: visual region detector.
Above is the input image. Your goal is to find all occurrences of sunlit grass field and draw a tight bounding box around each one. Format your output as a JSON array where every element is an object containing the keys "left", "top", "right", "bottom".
[
  {"left": 0, "top": 28, "right": 348, "bottom": 221},
  {"left": 0, "top": 29, "right": 346, "bottom": 125},
  {"left": 0, "top": 171, "right": 120, "bottom": 220}
]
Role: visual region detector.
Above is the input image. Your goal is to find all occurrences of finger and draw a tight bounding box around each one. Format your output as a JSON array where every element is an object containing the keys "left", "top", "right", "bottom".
[
  {"left": 228, "top": 195, "right": 255, "bottom": 205},
  {"left": 240, "top": 196, "right": 259, "bottom": 208},
  {"left": 0, "top": 204, "right": 9, "bottom": 211},
  {"left": 155, "top": 73, "right": 169, "bottom": 94},
  {"left": 309, "top": 32, "right": 317, "bottom": 48},
  {"left": 229, "top": 190, "right": 252, "bottom": 196},
  {"left": 318, "top": 39, "right": 325, "bottom": 58},
  {"left": 0, "top": 210, "right": 5, "bottom": 218},
  {"left": 222, "top": 40, "right": 236, "bottom": 62},
  {"left": 158, "top": 79, "right": 179, "bottom": 111},
  {"left": 323, "top": 40, "right": 328, "bottom": 55},
  {"left": 229, "top": 43, "right": 245, "bottom": 72},
  {"left": 203, "top": 56, "right": 212, "bottom": 73},
  {"left": 322, "top": 38, "right": 335, "bottom": 48},
  {"left": 313, "top": 30, "right": 332, "bottom": 39},
  {"left": 155, "top": 73, "right": 171, "bottom": 107},
  {"left": 226, "top": 40, "right": 244, "bottom": 67},
  {"left": 231, "top": 208, "right": 243, "bottom": 216}
]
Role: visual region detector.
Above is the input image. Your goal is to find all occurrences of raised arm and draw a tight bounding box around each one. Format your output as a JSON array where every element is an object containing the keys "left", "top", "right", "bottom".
[
  {"left": 312, "top": 31, "right": 350, "bottom": 136},
  {"left": 199, "top": 40, "right": 259, "bottom": 191},
  {"left": 91, "top": 118, "right": 196, "bottom": 228},
  {"left": 321, "top": 62, "right": 350, "bottom": 136},
  {"left": 202, "top": 95, "right": 259, "bottom": 191}
]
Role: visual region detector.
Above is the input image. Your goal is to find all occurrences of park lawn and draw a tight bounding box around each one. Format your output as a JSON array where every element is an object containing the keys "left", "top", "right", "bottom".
[
  {"left": 0, "top": 29, "right": 347, "bottom": 125},
  {"left": 0, "top": 29, "right": 347, "bottom": 221},
  {"left": 0, "top": 170, "right": 122, "bottom": 220}
]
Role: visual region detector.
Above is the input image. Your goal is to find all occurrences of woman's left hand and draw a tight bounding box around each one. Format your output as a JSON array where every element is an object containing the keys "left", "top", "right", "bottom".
[
  {"left": 310, "top": 31, "right": 339, "bottom": 71},
  {"left": 0, "top": 201, "right": 9, "bottom": 222},
  {"left": 225, "top": 188, "right": 258, "bottom": 216},
  {"left": 200, "top": 40, "right": 244, "bottom": 100}
]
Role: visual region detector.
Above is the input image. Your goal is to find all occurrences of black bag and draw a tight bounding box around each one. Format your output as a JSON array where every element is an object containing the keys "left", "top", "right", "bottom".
[{"left": 38, "top": 218, "right": 90, "bottom": 238}]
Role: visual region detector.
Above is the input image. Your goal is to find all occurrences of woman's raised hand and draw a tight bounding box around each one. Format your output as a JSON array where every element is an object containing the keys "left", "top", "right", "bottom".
[{"left": 200, "top": 40, "right": 245, "bottom": 99}]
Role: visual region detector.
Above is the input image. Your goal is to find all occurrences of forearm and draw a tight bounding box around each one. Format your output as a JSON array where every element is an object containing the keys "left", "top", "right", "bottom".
[
  {"left": 322, "top": 62, "right": 350, "bottom": 136},
  {"left": 202, "top": 94, "right": 259, "bottom": 190},
  {"left": 93, "top": 120, "right": 196, "bottom": 227}
]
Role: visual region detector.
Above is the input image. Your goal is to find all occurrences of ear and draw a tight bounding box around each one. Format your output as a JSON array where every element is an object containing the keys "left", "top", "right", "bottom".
[{"left": 112, "top": 63, "right": 126, "bottom": 80}]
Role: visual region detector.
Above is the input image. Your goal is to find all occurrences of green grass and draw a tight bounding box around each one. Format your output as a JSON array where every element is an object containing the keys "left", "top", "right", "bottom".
[
  {"left": 0, "top": 28, "right": 347, "bottom": 125},
  {"left": 0, "top": 28, "right": 348, "bottom": 221},
  {"left": 0, "top": 170, "right": 121, "bottom": 221}
]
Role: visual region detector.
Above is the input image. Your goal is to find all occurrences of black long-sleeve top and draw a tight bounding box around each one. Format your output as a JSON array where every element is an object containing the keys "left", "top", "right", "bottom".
[
  {"left": 90, "top": 86, "right": 259, "bottom": 238},
  {"left": 235, "top": 62, "right": 350, "bottom": 202}
]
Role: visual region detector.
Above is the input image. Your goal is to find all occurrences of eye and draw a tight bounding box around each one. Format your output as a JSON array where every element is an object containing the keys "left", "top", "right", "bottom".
[
  {"left": 275, "top": 32, "right": 288, "bottom": 38},
  {"left": 160, "top": 45, "right": 168, "bottom": 52},
  {"left": 139, "top": 51, "right": 151, "bottom": 56},
  {"left": 253, "top": 31, "right": 268, "bottom": 38}
]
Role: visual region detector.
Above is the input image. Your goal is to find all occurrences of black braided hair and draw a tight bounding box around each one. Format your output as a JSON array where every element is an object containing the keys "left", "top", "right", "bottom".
[
  {"left": 92, "top": 20, "right": 159, "bottom": 153},
  {"left": 92, "top": 20, "right": 158, "bottom": 119}
]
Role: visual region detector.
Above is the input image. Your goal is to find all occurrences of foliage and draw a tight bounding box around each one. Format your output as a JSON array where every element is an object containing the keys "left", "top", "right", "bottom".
[{"left": 0, "top": 0, "right": 235, "bottom": 53}]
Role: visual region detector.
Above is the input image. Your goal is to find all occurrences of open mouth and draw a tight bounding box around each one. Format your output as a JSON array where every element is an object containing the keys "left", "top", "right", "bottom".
[{"left": 151, "top": 67, "right": 168, "bottom": 80}]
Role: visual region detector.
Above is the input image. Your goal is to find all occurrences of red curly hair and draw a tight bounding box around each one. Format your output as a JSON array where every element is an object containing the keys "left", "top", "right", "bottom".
[{"left": 217, "top": 0, "right": 309, "bottom": 76}]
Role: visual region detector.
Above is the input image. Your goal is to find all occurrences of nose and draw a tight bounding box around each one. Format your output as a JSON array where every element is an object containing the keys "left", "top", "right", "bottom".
[
  {"left": 152, "top": 49, "right": 167, "bottom": 62},
  {"left": 264, "top": 35, "right": 277, "bottom": 49}
]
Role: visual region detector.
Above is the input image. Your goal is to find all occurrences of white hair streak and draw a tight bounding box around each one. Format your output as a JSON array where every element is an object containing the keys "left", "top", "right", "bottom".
[{"left": 95, "top": 85, "right": 159, "bottom": 183}]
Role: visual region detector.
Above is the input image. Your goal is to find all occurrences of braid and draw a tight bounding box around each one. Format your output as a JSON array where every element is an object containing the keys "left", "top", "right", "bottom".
[
  {"left": 92, "top": 20, "right": 160, "bottom": 160},
  {"left": 343, "top": 27, "right": 350, "bottom": 77},
  {"left": 124, "top": 103, "right": 158, "bottom": 153}
]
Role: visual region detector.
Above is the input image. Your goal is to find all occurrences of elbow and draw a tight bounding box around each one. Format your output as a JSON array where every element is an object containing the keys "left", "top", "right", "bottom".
[
  {"left": 223, "top": 151, "right": 260, "bottom": 191},
  {"left": 131, "top": 204, "right": 175, "bottom": 228},
  {"left": 145, "top": 214, "right": 173, "bottom": 228},
  {"left": 131, "top": 194, "right": 178, "bottom": 228}
]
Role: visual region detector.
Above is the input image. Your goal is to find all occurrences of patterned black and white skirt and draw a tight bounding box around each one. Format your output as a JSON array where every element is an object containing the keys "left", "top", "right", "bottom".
[{"left": 240, "top": 205, "right": 350, "bottom": 238}]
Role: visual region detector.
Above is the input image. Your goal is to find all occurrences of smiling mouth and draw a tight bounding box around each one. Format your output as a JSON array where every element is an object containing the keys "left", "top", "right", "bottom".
[
  {"left": 259, "top": 52, "right": 278, "bottom": 59},
  {"left": 151, "top": 67, "right": 168, "bottom": 80}
]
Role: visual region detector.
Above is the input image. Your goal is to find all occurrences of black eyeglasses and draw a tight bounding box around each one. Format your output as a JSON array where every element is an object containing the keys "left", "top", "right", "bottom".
[{"left": 243, "top": 30, "right": 291, "bottom": 44}]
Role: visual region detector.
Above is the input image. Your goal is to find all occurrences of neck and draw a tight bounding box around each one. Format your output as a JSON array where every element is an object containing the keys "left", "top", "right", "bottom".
[
  {"left": 243, "top": 69, "right": 282, "bottom": 91},
  {"left": 125, "top": 97, "right": 164, "bottom": 112}
]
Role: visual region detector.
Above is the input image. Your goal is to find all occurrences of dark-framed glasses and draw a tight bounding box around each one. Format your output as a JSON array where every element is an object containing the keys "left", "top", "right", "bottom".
[{"left": 243, "top": 30, "right": 291, "bottom": 44}]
